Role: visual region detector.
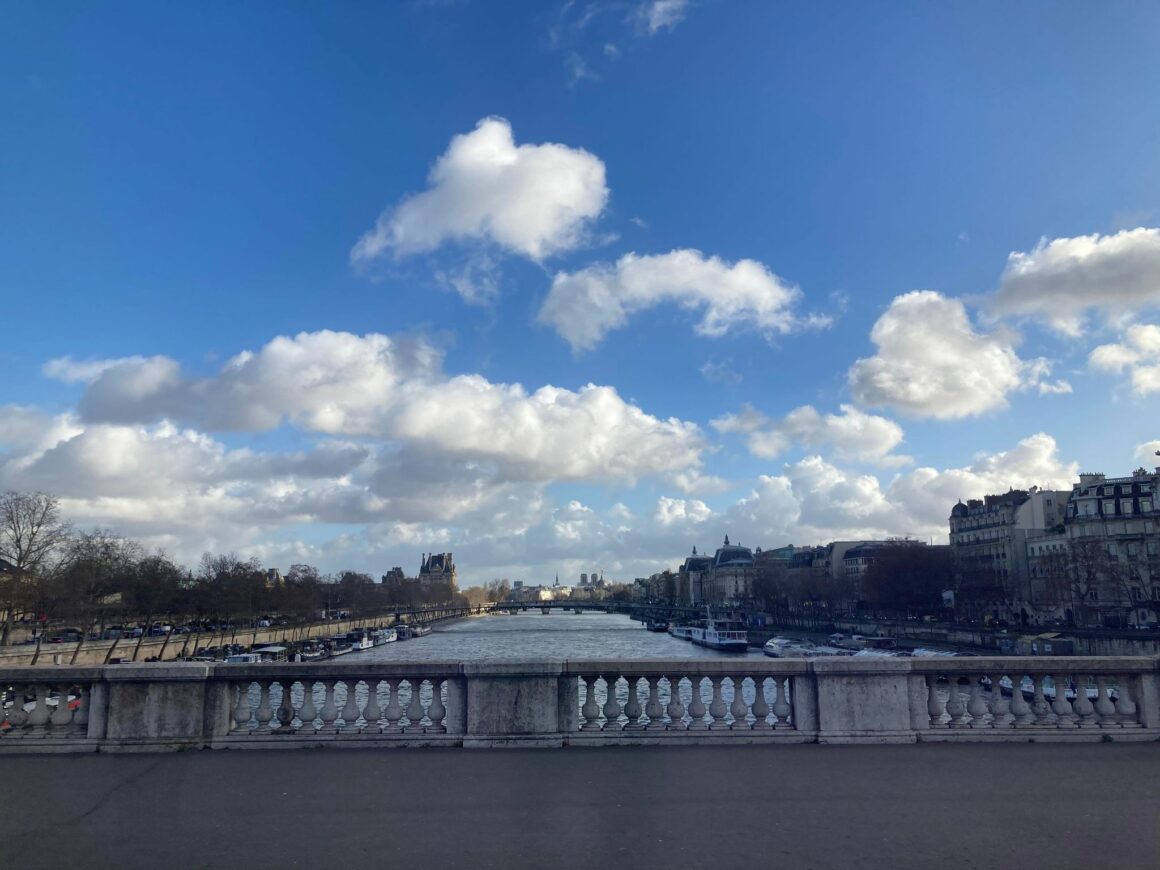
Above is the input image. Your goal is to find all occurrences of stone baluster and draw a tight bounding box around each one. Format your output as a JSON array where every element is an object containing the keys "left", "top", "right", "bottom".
[
  {"left": 363, "top": 679, "right": 382, "bottom": 734},
  {"left": 665, "top": 676, "right": 686, "bottom": 730},
  {"left": 1094, "top": 677, "right": 1117, "bottom": 727},
  {"left": 1010, "top": 674, "right": 1034, "bottom": 727},
  {"left": 1114, "top": 676, "right": 1140, "bottom": 727},
  {"left": 318, "top": 680, "right": 339, "bottom": 733},
  {"left": 4, "top": 683, "right": 29, "bottom": 734},
  {"left": 426, "top": 679, "right": 446, "bottom": 733},
  {"left": 623, "top": 677, "right": 644, "bottom": 730},
  {"left": 988, "top": 674, "right": 1012, "bottom": 728},
  {"left": 730, "top": 677, "right": 750, "bottom": 730},
  {"left": 945, "top": 677, "right": 968, "bottom": 728},
  {"left": 72, "top": 685, "right": 90, "bottom": 736},
  {"left": 232, "top": 682, "right": 253, "bottom": 732},
  {"left": 50, "top": 683, "right": 74, "bottom": 733},
  {"left": 404, "top": 680, "right": 425, "bottom": 730},
  {"left": 926, "top": 675, "right": 947, "bottom": 727},
  {"left": 298, "top": 681, "right": 318, "bottom": 733},
  {"left": 1031, "top": 675, "right": 1054, "bottom": 726},
  {"left": 687, "top": 677, "right": 708, "bottom": 730},
  {"left": 751, "top": 677, "right": 772, "bottom": 730},
  {"left": 601, "top": 675, "right": 623, "bottom": 730},
  {"left": 276, "top": 681, "right": 295, "bottom": 732},
  {"left": 1051, "top": 674, "right": 1077, "bottom": 727},
  {"left": 27, "top": 684, "right": 50, "bottom": 735},
  {"left": 967, "top": 676, "right": 990, "bottom": 728},
  {"left": 772, "top": 678, "right": 792, "bottom": 729},
  {"left": 580, "top": 676, "right": 602, "bottom": 730},
  {"left": 644, "top": 677, "right": 665, "bottom": 730},
  {"left": 254, "top": 682, "right": 275, "bottom": 733},
  {"left": 340, "top": 681, "right": 360, "bottom": 732},
  {"left": 383, "top": 679, "right": 404, "bottom": 733},
  {"left": 1072, "top": 676, "right": 1097, "bottom": 727},
  {"left": 707, "top": 677, "right": 729, "bottom": 730}
]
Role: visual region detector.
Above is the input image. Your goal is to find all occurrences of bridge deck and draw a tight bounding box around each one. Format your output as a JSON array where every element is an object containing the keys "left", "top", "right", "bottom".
[{"left": 2, "top": 743, "right": 1157, "bottom": 869}]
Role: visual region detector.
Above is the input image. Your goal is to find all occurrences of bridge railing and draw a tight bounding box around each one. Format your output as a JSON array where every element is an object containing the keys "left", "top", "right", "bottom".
[{"left": 2, "top": 657, "right": 1158, "bottom": 752}]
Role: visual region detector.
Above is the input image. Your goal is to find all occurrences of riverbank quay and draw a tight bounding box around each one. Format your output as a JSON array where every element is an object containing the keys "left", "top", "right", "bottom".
[
  {"left": 4, "top": 656, "right": 1159, "bottom": 751},
  {"left": 0, "top": 604, "right": 484, "bottom": 667},
  {"left": 1, "top": 743, "right": 1157, "bottom": 870}
]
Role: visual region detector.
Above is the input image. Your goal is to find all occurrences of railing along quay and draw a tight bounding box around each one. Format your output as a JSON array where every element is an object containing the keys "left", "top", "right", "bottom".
[{"left": 1, "top": 657, "right": 1158, "bottom": 752}]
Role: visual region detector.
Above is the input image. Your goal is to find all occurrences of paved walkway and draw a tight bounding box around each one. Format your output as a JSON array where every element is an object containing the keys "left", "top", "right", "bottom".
[{"left": 2, "top": 743, "right": 1158, "bottom": 869}]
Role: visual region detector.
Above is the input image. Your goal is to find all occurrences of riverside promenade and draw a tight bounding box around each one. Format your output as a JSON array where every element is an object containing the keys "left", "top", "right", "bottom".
[{"left": 2, "top": 743, "right": 1158, "bottom": 869}]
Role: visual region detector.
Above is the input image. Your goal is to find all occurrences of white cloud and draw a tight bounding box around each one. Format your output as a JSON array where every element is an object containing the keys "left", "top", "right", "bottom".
[
  {"left": 351, "top": 117, "right": 608, "bottom": 263},
  {"left": 1135, "top": 441, "right": 1160, "bottom": 466},
  {"left": 69, "top": 330, "right": 708, "bottom": 488},
  {"left": 43, "top": 356, "right": 150, "bottom": 384},
  {"left": 989, "top": 227, "right": 1160, "bottom": 335},
  {"left": 885, "top": 433, "right": 1079, "bottom": 535},
  {"left": 641, "top": 0, "right": 689, "bottom": 34},
  {"left": 713, "top": 403, "right": 909, "bottom": 466},
  {"left": 539, "top": 249, "right": 823, "bottom": 352},
  {"left": 1089, "top": 323, "right": 1160, "bottom": 395},
  {"left": 848, "top": 291, "right": 1055, "bottom": 420},
  {"left": 699, "top": 357, "right": 742, "bottom": 387}
]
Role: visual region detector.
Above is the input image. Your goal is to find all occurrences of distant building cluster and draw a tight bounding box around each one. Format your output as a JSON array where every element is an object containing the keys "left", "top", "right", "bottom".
[
  {"left": 628, "top": 459, "right": 1160, "bottom": 630},
  {"left": 507, "top": 570, "right": 607, "bottom": 603},
  {"left": 951, "top": 465, "right": 1160, "bottom": 628},
  {"left": 380, "top": 552, "right": 457, "bottom": 591},
  {"left": 631, "top": 535, "right": 940, "bottom": 608}
]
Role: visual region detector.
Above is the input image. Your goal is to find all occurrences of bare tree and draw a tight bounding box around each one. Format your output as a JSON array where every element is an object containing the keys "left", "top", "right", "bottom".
[{"left": 0, "top": 491, "right": 70, "bottom": 645}]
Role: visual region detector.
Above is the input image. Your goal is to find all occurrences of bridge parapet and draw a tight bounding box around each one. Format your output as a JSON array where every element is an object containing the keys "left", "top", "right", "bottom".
[{"left": 2, "top": 657, "right": 1158, "bottom": 752}]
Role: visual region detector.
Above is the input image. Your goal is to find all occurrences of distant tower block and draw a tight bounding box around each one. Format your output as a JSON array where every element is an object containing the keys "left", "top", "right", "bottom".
[{"left": 580, "top": 573, "right": 588, "bottom": 585}]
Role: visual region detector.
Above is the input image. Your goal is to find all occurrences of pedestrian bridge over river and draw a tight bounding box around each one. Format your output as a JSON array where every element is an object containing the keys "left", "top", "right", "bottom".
[{"left": 4, "top": 655, "right": 1159, "bottom": 868}]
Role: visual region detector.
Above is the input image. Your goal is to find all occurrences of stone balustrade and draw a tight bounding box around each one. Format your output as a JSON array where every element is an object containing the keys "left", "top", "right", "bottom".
[{"left": 1, "top": 657, "right": 1158, "bottom": 752}]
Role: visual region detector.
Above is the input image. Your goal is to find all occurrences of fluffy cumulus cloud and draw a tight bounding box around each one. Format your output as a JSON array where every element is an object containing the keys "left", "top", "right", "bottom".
[
  {"left": 57, "top": 330, "right": 706, "bottom": 486},
  {"left": 351, "top": 117, "right": 608, "bottom": 264},
  {"left": 712, "top": 403, "right": 908, "bottom": 466},
  {"left": 885, "top": 433, "right": 1078, "bottom": 533},
  {"left": 539, "top": 249, "right": 824, "bottom": 352},
  {"left": 848, "top": 291, "right": 1060, "bottom": 420},
  {"left": 989, "top": 227, "right": 1160, "bottom": 335},
  {"left": 1136, "top": 440, "right": 1160, "bottom": 465},
  {"left": 1089, "top": 323, "right": 1160, "bottom": 395}
]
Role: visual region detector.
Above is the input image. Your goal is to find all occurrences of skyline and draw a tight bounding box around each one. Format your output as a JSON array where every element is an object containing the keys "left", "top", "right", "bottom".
[{"left": 2, "top": 3, "right": 1160, "bottom": 585}]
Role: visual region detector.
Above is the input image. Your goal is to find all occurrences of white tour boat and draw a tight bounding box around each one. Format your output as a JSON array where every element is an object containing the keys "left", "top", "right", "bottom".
[{"left": 689, "top": 619, "right": 749, "bottom": 653}]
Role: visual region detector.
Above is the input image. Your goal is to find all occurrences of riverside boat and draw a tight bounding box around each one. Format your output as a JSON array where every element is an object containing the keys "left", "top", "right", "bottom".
[
  {"left": 348, "top": 631, "right": 374, "bottom": 652},
  {"left": 667, "top": 624, "right": 692, "bottom": 640},
  {"left": 326, "top": 635, "right": 353, "bottom": 656},
  {"left": 646, "top": 619, "right": 669, "bottom": 632},
  {"left": 372, "top": 627, "right": 397, "bottom": 645},
  {"left": 689, "top": 619, "right": 749, "bottom": 653},
  {"left": 410, "top": 624, "right": 432, "bottom": 638}
]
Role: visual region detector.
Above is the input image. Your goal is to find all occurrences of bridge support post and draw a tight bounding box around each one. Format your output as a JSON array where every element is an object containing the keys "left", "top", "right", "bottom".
[{"left": 461, "top": 662, "right": 564, "bottom": 748}]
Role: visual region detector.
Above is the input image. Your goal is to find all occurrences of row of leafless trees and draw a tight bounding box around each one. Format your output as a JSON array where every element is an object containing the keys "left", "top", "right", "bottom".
[{"left": 0, "top": 490, "right": 499, "bottom": 649}]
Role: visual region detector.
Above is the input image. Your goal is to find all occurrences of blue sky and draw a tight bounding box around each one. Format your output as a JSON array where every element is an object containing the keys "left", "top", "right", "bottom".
[{"left": 2, "top": 2, "right": 1160, "bottom": 584}]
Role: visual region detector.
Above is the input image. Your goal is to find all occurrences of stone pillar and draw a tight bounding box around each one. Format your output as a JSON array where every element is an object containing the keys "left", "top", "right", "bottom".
[
  {"left": 811, "top": 658, "right": 916, "bottom": 744},
  {"left": 444, "top": 676, "right": 468, "bottom": 736},
  {"left": 557, "top": 674, "right": 580, "bottom": 734},
  {"left": 461, "top": 662, "right": 564, "bottom": 748},
  {"left": 103, "top": 664, "right": 215, "bottom": 750}
]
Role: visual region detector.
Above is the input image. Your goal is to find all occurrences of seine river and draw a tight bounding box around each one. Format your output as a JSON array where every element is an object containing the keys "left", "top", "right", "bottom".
[{"left": 358, "top": 610, "right": 766, "bottom": 661}]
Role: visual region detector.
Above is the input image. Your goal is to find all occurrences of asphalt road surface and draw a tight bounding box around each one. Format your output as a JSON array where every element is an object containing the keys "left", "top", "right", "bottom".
[{"left": 1, "top": 743, "right": 1158, "bottom": 869}]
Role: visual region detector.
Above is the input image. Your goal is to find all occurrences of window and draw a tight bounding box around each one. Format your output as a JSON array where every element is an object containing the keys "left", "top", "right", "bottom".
[
  {"left": 1102, "top": 500, "right": 1116, "bottom": 515},
  {"left": 1132, "top": 587, "right": 1142, "bottom": 601},
  {"left": 1122, "top": 499, "right": 1135, "bottom": 515},
  {"left": 1142, "top": 498, "right": 1153, "bottom": 513}
]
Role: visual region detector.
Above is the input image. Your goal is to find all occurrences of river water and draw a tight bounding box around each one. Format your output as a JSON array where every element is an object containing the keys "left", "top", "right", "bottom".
[{"left": 358, "top": 611, "right": 766, "bottom": 662}]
